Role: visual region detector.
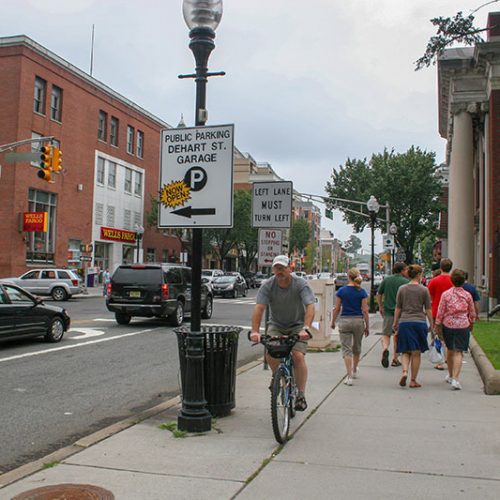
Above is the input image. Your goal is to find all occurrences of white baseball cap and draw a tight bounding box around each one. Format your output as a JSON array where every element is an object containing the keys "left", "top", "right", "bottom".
[{"left": 272, "top": 255, "right": 289, "bottom": 268}]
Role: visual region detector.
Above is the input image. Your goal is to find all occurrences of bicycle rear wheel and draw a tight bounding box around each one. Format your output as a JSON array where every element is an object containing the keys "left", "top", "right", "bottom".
[{"left": 271, "top": 366, "right": 291, "bottom": 443}]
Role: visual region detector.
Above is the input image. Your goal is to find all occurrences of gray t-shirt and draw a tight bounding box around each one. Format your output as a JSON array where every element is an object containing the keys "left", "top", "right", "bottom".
[
  {"left": 396, "top": 283, "right": 431, "bottom": 322},
  {"left": 256, "top": 275, "right": 315, "bottom": 328}
]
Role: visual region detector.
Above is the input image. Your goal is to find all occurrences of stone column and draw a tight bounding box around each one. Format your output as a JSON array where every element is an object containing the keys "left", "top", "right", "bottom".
[{"left": 448, "top": 110, "right": 474, "bottom": 273}]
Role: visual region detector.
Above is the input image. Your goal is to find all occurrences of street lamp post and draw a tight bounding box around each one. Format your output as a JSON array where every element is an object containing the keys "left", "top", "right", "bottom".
[
  {"left": 134, "top": 224, "right": 144, "bottom": 263},
  {"left": 389, "top": 223, "right": 397, "bottom": 271},
  {"left": 367, "top": 196, "right": 380, "bottom": 313},
  {"left": 177, "top": 0, "right": 223, "bottom": 433}
]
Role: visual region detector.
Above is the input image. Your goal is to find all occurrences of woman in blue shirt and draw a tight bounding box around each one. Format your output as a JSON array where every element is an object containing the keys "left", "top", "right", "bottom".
[{"left": 331, "top": 268, "right": 370, "bottom": 386}]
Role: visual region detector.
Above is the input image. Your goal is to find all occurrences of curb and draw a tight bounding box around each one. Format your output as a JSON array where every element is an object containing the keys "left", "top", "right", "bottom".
[
  {"left": 470, "top": 336, "right": 500, "bottom": 395},
  {"left": 0, "top": 357, "right": 264, "bottom": 490}
]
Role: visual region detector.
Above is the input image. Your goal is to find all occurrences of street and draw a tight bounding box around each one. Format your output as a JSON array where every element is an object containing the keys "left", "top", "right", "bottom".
[{"left": 0, "top": 290, "right": 259, "bottom": 474}]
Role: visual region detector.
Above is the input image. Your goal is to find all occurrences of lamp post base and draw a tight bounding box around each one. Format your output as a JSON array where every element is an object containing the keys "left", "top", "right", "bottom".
[{"left": 177, "top": 412, "right": 212, "bottom": 433}]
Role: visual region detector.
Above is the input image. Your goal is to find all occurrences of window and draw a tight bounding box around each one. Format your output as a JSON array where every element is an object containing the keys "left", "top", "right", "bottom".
[
  {"left": 124, "top": 209, "right": 131, "bottom": 230},
  {"left": 134, "top": 211, "right": 141, "bottom": 227},
  {"left": 98, "top": 111, "right": 108, "bottom": 141},
  {"left": 162, "top": 249, "right": 168, "bottom": 262},
  {"left": 124, "top": 168, "right": 132, "bottom": 193},
  {"left": 106, "top": 205, "right": 115, "bottom": 227},
  {"left": 127, "top": 126, "right": 134, "bottom": 154},
  {"left": 146, "top": 248, "right": 155, "bottom": 262},
  {"left": 34, "top": 77, "right": 46, "bottom": 114},
  {"left": 134, "top": 171, "right": 142, "bottom": 196},
  {"left": 26, "top": 189, "right": 57, "bottom": 264},
  {"left": 137, "top": 130, "right": 144, "bottom": 158},
  {"left": 95, "top": 203, "right": 104, "bottom": 225},
  {"left": 96, "top": 157, "right": 105, "bottom": 184},
  {"left": 50, "top": 85, "right": 62, "bottom": 121},
  {"left": 110, "top": 117, "right": 119, "bottom": 146},
  {"left": 108, "top": 161, "right": 116, "bottom": 188}
]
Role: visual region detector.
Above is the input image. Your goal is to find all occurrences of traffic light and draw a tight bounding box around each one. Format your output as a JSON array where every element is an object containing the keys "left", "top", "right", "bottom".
[
  {"left": 38, "top": 145, "right": 53, "bottom": 182},
  {"left": 51, "top": 147, "right": 62, "bottom": 173}
]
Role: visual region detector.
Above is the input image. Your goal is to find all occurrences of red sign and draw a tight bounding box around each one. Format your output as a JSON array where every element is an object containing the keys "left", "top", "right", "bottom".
[
  {"left": 23, "top": 212, "right": 48, "bottom": 232},
  {"left": 100, "top": 226, "right": 137, "bottom": 243}
]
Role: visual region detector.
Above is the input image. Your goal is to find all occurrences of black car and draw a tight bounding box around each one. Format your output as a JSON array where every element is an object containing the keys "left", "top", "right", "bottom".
[
  {"left": 212, "top": 275, "right": 247, "bottom": 298},
  {"left": 0, "top": 282, "right": 70, "bottom": 343},
  {"left": 105, "top": 264, "right": 213, "bottom": 326}
]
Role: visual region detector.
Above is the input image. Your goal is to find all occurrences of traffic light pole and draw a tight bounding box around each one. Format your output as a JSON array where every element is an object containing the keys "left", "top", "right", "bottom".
[{"left": 0, "top": 136, "right": 54, "bottom": 154}]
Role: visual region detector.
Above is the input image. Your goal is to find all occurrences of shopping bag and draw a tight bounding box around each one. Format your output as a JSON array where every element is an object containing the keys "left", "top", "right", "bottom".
[{"left": 429, "top": 338, "right": 444, "bottom": 365}]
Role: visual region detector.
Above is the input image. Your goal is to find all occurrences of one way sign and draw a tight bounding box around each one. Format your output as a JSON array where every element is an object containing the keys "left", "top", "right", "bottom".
[{"left": 158, "top": 124, "right": 234, "bottom": 228}]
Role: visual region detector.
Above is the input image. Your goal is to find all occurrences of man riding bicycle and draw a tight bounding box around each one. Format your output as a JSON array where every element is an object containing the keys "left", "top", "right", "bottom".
[{"left": 250, "top": 255, "right": 315, "bottom": 411}]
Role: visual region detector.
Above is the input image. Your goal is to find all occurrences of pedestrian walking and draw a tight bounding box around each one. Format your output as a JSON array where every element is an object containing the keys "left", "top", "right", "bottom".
[
  {"left": 428, "top": 258, "right": 453, "bottom": 370},
  {"left": 393, "top": 264, "right": 433, "bottom": 388},
  {"left": 435, "top": 269, "right": 476, "bottom": 390},
  {"left": 331, "top": 268, "right": 369, "bottom": 386},
  {"left": 463, "top": 271, "right": 481, "bottom": 320},
  {"left": 376, "top": 262, "right": 409, "bottom": 368},
  {"left": 102, "top": 268, "right": 111, "bottom": 296}
]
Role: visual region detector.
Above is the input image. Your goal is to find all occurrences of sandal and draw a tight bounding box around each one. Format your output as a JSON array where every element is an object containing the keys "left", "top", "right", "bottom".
[
  {"left": 294, "top": 394, "right": 307, "bottom": 411},
  {"left": 409, "top": 380, "right": 422, "bottom": 388},
  {"left": 391, "top": 359, "right": 401, "bottom": 367},
  {"left": 399, "top": 371, "right": 408, "bottom": 387}
]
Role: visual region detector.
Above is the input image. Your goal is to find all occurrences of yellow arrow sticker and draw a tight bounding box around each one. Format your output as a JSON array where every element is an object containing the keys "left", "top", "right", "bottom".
[{"left": 160, "top": 180, "right": 191, "bottom": 209}]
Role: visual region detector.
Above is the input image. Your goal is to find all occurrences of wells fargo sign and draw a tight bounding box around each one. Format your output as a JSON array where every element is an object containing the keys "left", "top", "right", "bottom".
[
  {"left": 100, "top": 226, "right": 137, "bottom": 243},
  {"left": 23, "top": 212, "right": 48, "bottom": 232}
]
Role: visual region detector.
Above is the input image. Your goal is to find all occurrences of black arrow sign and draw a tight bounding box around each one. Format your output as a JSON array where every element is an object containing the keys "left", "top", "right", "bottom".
[{"left": 171, "top": 206, "right": 216, "bottom": 218}]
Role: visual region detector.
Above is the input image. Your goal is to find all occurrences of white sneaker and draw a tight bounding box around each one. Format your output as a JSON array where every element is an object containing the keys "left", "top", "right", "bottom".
[
  {"left": 451, "top": 379, "right": 462, "bottom": 390},
  {"left": 352, "top": 367, "right": 359, "bottom": 379},
  {"left": 445, "top": 374, "right": 452, "bottom": 384},
  {"left": 344, "top": 376, "right": 353, "bottom": 386}
]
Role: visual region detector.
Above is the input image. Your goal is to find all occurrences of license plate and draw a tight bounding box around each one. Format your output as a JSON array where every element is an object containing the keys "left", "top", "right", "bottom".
[{"left": 129, "top": 290, "right": 141, "bottom": 298}]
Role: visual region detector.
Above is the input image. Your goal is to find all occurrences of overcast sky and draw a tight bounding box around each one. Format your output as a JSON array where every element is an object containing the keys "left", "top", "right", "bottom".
[{"left": 1, "top": 0, "right": 491, "bottom": 252}]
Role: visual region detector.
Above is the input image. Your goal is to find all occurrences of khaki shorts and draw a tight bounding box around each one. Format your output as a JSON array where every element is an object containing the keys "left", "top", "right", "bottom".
[
  {"left": 382, "top": 315, "right": 395, "bottom": 336},
  {"left": 266, "top": 323, "right": 308, "bottom": 354},
  {"left": 338, "top": 316, "right": 365, "bottom": 357}
]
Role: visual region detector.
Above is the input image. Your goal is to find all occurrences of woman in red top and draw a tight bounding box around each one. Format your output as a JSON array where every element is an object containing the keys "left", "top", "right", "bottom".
[{"left": 435, "top": 269, "right": 476, "bottom": 390}]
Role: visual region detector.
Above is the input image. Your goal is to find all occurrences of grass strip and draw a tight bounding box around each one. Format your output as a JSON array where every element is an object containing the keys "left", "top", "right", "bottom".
[{"left": 473, "top": 320, "right": 500, "bottom": 369}]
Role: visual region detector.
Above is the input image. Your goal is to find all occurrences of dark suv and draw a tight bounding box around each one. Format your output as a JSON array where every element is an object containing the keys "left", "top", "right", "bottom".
[{"left": 105, "top": 264, "right": 213, "bottom": 326}]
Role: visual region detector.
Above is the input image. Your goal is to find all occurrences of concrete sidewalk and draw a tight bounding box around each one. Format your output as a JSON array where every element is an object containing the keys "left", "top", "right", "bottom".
[{"left": 2, "top": 318, "right": 500, "bottom": 499}]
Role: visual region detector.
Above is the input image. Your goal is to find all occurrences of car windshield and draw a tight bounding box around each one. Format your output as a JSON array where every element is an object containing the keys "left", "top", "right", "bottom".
[
  {"left": 202, "top": 271, "right": 213, "bottom": 277},
  {"left": 214, "top": 277, "right": 235, "bottom": 283},
  {"left": 112, "top": 267, "right": 163, "bottom": 285}
]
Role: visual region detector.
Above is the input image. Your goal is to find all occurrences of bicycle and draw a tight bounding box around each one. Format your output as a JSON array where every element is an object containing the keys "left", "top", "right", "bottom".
[{"left": 253, "top": 333, "right": 300, "bottom": 444}]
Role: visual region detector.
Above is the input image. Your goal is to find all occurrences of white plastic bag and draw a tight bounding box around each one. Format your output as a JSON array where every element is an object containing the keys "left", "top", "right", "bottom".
[{"left": 429, "top": 338, "right": 444, "bottom": 365}]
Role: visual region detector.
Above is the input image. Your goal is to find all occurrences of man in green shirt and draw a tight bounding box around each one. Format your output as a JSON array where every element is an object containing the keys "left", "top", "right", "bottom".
[{"left": 376, "top": 262, "right": 409, "bottom": 368}]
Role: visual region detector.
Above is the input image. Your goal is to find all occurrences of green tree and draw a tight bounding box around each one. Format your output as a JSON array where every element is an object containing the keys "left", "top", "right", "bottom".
[
  {"left": 416, "top": 3, "right": 499, "bottom": 70},
  {"left": 325, "top": 147, "right": 442, "bottom": 263},
  {"left": 344, "top": 235, "right": 362, "bottom": 255},
  {"left": 232, "top": 190, "right": 258, "bottom": 271},
  {"left": 289, "top": 219, "right": 310, "bottom": 254}
]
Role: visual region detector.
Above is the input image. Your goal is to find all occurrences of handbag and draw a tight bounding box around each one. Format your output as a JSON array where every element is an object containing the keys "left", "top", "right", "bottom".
[{"left": 429, "top": 338, "right": 444, "bottom": 365}]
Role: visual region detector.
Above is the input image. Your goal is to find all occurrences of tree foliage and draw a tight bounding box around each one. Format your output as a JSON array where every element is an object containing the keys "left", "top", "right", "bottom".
[
  {"left": 415, "top": 2, "right": 499, "bottom": 70},
  {"left": 289, "top": 218, "right": 311, "bottom": 253},
  {"left": 344, "top": 235, "right": 362, "bottom": 255},
  {"left": 325, "top": 147, "right": 442, "bottom": 263}
]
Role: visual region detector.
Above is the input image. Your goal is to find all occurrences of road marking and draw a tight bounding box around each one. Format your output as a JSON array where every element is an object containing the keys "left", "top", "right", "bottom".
[
  {"left": 0, "top": 328, "right": 160, "bottom": 364},
  {"left": 68, "top": 328, "right": 106, "bottom": 339}
]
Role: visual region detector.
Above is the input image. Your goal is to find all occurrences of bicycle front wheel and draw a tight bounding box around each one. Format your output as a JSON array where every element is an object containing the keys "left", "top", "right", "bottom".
[{"left": 271, "top": 366, "right": 291, "bottom": 444}]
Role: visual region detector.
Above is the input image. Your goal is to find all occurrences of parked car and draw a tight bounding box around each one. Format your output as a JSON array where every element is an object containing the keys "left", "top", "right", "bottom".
[
  {"left": 254, "top": 272, "right": 269, "bottom": 287},
  {"left": 292, "top": 271, "right": 307, "bottom": 279},
  {"left": 106, "top": 264, "right": 213, "bottom": 326},
  {"left": 212, "top": 275, "right": 247, "bottom": 298},
  {"left": 317, "top": 272, "right": 334, "bottom": 281},
  {"left": 334, "top": 273, "right": 349, "bottom": 290},
  {"left": 224, "top": 272, "right": 247, "bottom": 288},
  {"left": 0, "top": 282, "right": 70, "bottom": 343},
  {"left": 242, "top": 271, "right": 256, "bottom": 288},
  {"left": 201, "top": 269, "right": 224, "bottom": 285},
  {"left": 2, "top": 268, "right": 82, "bottom": 301}
]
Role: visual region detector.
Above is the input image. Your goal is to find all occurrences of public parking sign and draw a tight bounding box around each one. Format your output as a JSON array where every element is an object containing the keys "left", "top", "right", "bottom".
[
  {"left": 158, "top": 124, "right": 234, "bottom": 228},
  {"left": 252, "top": 181, "right": 293, "bottom": 228},
  {"left": 258, "top": 229, "right": 282, "bottom": 267}
]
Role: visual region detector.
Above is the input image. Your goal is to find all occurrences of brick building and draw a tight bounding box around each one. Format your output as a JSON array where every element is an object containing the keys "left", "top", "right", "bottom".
[{"left": 0, "top": 35, "right": 182, "bottom": 281}]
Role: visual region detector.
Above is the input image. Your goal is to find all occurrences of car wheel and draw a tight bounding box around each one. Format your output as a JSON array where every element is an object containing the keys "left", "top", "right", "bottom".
[
  {"left": 45, "top": 317, "right": 65, "bottom": 343},
  {"left": 233, "top": 289, "right": 238, "bottom": 299},
  {"left": 115, "top": 312, "right": 131, "bottom": 325},
  {"left": 201, "top": 296, "right": 213, "bottom": 319},
  {"left": 243, "top": 287, "right": 247, "bottom": 297},
  {"left": 170, "top": 301, "right": 184, "bottom": 326},
  {"left": 52, "top": 287, "right": 68, "bottom": 301}
]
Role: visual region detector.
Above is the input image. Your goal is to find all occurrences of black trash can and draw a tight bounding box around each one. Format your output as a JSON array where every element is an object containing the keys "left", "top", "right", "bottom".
[{"left": 175, "top": 325, "right": 242, "bottom": 417}]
